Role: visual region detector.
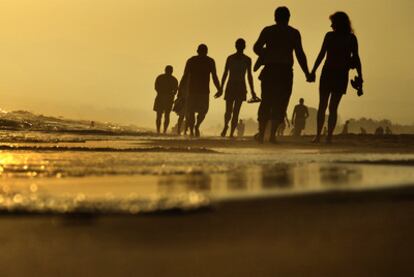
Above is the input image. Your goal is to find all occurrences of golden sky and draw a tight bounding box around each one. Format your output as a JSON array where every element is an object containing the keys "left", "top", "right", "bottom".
[{"left": 0, "top": 0, "right": 413, "bottom": 126}]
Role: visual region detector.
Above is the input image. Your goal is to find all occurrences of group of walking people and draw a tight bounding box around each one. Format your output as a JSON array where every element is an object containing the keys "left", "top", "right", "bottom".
[{"left": 153, "top": 6, "right": 363, "bottom": 143}]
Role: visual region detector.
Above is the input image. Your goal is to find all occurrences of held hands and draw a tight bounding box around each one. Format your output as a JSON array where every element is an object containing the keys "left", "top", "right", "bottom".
[
  {"left": 214, "top": 89, "right": 223, "bottom": 99},
  {"left": 306, "top": 71, "right": 316, "bottom": 83}
]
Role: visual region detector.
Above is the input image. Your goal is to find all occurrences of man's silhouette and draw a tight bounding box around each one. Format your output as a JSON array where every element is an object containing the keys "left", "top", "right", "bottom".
[
  {"left": 291, "top": 98, "right": 309, "bottom": 136},
  {"left": 180, "top": 44, "right": 221, "bottom": 137},
  {"left": 254, "top": 6, "right": 310, "bottom": 143},
  {"left": 216, "top": 38, "right": 256, "bottom": 138},
  {"left": 153, "top": 65, "right": 178, "bottom": 134}
]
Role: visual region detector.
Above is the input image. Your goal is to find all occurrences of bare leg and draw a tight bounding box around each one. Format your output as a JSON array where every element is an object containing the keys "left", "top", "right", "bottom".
[
  {"left": 269, "top": 119, "right": 282, "bottom": 143},
  {"left": 314, "top": 89, "right": 330, "bottom": 142},
  {"left": 156, "top": 111, "right": 163, "bottom": 134},
  {"left": 195, "top": 112, "right": 206, "bottom": 137},
  {"left": 177, "top": 115, "right": 184, "bottom": 135},
  {"left": 230, "top": 100, "right": 242, "bottom": 137},
  {"left": 163, "top": 111, "right": 170, "bottom": 134},
  {"left": 326, "top": 93, "right": 343, "bottom": 143},
  {"left": 187, "top": 112, "right": 195, "bottom": 136},
  {"left": 222, "top": 100, "right": 233, "bottom": 137}
]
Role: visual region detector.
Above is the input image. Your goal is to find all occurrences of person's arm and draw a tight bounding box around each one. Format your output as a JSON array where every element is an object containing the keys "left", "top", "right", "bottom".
[
  {"left": 291, "top": 107, "right": 296, "bottom": 123},
  {"left": 246, "top": 57, "right": 256, "bottom": 98},
  {"left": 211, "top": 60, "right": 222, "bottom": 98},
  {"left": 172, "top": 78, "right": 179, "bottom": 97},
  {"left": 311, "top": 33, "right": 329, "bottom": 78},
  {"left": 304, "top": 106, "right": 309, "bottom": 118},
  {"left": 253, "top": 28, "right": 267, "bottom": 56},
  {"left": 293, "top": 30, "right": 310, "bottom": 80},
  {"left": 352, "top": 35, "right": 363, "bottom": 81},
  {"left": 179, "top": 60, "right": 190, "bottom": 94},
  {"left": 217, "top": 58, "right": 230, "bottom": 98},
  {"left": 154, "top": 76, "right": 160, "bottom": 94}
]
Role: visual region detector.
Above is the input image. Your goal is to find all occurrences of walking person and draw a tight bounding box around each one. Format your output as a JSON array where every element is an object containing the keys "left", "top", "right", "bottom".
[
  {"left": 253, "top": 6, "right": 311, "bottom": 143},
  {"left": 153, "top": 65, "right": 178, "bottom": 134},
  {"left": 216, "top": 38, "right": 256, "bottom": 138},
  {"left": 309, "top": 11, "right": 363, "bottom": 143},
  {"left": 180, "top": 44, "right": 221, "bottom": 137},
  {"left": 291, "top": 98, "right": 309, "bottom": 136}
]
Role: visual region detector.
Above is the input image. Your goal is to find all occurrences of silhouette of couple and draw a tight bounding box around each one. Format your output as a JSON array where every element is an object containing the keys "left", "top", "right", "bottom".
[
  {"left": 154, "top": 6, "right": 363, "bottom": 143},
  {"left": 254, "top": 7, "right": 363, "bottom": 143}
]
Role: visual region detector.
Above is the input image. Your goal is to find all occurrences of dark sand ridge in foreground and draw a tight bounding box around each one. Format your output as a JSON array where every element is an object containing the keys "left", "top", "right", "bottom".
[{"left": 1, "top": 190, "right": 414, "bottom": 276}]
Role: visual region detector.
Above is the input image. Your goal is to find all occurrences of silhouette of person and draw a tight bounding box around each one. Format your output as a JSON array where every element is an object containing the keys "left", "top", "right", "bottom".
[
  {"left": 310, "top": 12, "right": 363, "bottom": 143},
  {"left": 173, "top": 77, "right": 189, "bottom": 135},
  {"left": 153, "top": 65, "right": 178, "bottom": 134},
  {"left": 375, "top": 126, "right": 384, "bottom": 136},
  {"left": 254, "top": 6, "right": 311, "bottom": 143},
  {"left": 360, "top": 127, "right": 367, "bottom": 135},
  {"left": 341, "top": 120, "right": 350, "bottom": 135},
  {"left": 180, "top": 44, "right": 221, "bottom": 137},
  {"left": 291, "top": 98, "right": 309, "bottom": 136},
  {"left": 237, "top": 119, "right": 245, "bottom": 138},
  {"left": 277, "top": 114, "right": 290, "bottom": 136},
  {"left": 216, "top": 38, "right": 256, "bottom": 138},
  {"left": 385, "top": 126, "right": 392, "bottom": 135}
]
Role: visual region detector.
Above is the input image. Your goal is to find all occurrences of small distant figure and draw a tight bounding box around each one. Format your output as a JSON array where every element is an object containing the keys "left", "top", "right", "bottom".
[
  {"left": 216, "top": 38, "right": 256, "bottom": 138},
  {"left": 90, "top": 121, "right": 95, "bottom": 128},
  {"left": 341, "top": 120, "right": 350, "bottom": 135},
  {"left": 291, "top": 98, "right": 309, "bottom": 136},
  {"left": 277, "top": 114, "right": 290, "bottom": 136},
  {"left": 310, "top": 12, "right": 363, "bottom": 143},
  {"left": 237, "top": 119, "right": 245, "bottom": 138},
  {"left": 153, "top": 65, "right": 178, "bottom": 134},
  {"left": 180, "top": 44, "right": 221, "bottom": 137},
  {"left": 253, "top": 6, "right": 311, "bottom": 143},
  {"left": 375, "top": 126, "right": 384, "bottom": 136},
  {"left": 385, "top": 126, "right": 392, "bottom": 135},
  {"left": 360, "top": 127, "right": 367, "bottom": 135}
]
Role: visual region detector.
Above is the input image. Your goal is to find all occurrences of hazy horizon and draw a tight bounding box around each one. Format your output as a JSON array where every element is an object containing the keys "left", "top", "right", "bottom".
[{"left": 0, "top": 0, "right": 413, "bottom": 128}]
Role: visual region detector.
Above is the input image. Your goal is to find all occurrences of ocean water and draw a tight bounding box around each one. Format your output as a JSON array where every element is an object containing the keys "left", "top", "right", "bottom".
[{"left": 0, "top": 128, "right": 413, "bottom": 215}]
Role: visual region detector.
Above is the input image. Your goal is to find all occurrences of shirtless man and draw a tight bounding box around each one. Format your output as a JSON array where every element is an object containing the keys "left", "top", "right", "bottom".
[
  {"left": 291, "top": 98, "right": 309, "bottom": 136},
  {"left": 153, "top": 65, "right": 178, "bottom": 134},
  {"left": 180, "top": 44, "right": 221, "bottom": 137},
  {"left": 216, "top": 38, "right": 256, "bottom": 138},
  {"left": 253, "top": 6, "right": 311, "bottom": 143}
]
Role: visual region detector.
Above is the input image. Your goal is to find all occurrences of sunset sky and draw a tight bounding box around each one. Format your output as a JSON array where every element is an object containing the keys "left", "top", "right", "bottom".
[{"left": 0, "top": 0, "right": 412, "bottom": 127}]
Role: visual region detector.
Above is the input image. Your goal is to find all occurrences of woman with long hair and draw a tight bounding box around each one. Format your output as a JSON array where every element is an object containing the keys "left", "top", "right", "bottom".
[{"left": 310, "top": 11, "right": 363, "bottom": 143}]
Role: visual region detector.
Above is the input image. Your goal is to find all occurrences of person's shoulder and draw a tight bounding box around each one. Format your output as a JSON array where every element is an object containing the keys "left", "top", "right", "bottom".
[
  {"left": 207, "top": 56, "right": 215, "bottom": 63},
  {"left": 261, "top": 25, "right": 275, "bottom": 34}
]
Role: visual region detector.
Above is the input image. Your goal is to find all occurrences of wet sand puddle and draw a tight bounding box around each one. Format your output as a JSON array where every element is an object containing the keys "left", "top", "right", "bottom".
[{"left": 0, "top": 141, "right": 413, "bottom": 214}]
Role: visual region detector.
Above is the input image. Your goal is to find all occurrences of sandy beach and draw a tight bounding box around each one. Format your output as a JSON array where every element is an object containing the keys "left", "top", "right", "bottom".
[{"left": 0, "top": 133, "right": 413, "bottom": 276}]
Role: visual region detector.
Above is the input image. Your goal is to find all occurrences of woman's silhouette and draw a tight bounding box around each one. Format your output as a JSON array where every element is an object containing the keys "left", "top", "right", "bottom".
[{"left": 310, "top": 12, "right": 363, "bottom": 143}]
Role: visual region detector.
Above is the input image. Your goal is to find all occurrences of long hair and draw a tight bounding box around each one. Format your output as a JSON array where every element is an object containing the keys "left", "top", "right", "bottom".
[{"left": 330, "top": 12, "right": 353, "bottom": 33}]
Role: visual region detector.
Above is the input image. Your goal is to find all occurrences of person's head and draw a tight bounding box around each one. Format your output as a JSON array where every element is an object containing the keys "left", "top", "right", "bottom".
[
  {"left": 299, "top": 98, "right": 304, "bottom": 104},
  {"left": 239, "top": 119, "right": 243, "bottom": 123},
  {"left": 197, "top": 44, "right": 208, "bottom": 56},
  {"left": 235, "top": 38, "right": 246, "bottom": 52},
  {"left": 330, "top": 11, "right": 353, "bottom": 33},
  {"left": 164, "top": 65, "right": 173, "bottom": 75},
  {"left": 274, "top": 6, "right": 290, "bottom": 25}
]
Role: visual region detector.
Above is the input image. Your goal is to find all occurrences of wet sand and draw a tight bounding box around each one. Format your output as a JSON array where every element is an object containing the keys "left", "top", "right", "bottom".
[
  {"left": 1, "top": 189, "right": 414, "bottom": 277},
  {"left": 0, "top": 134, "right": 413, "bottom": 276}
]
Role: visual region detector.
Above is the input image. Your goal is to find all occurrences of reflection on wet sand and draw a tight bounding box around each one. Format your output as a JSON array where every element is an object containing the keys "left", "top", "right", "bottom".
[{"left": 158, "top": 163, "right": 411, "bottom": 198}]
